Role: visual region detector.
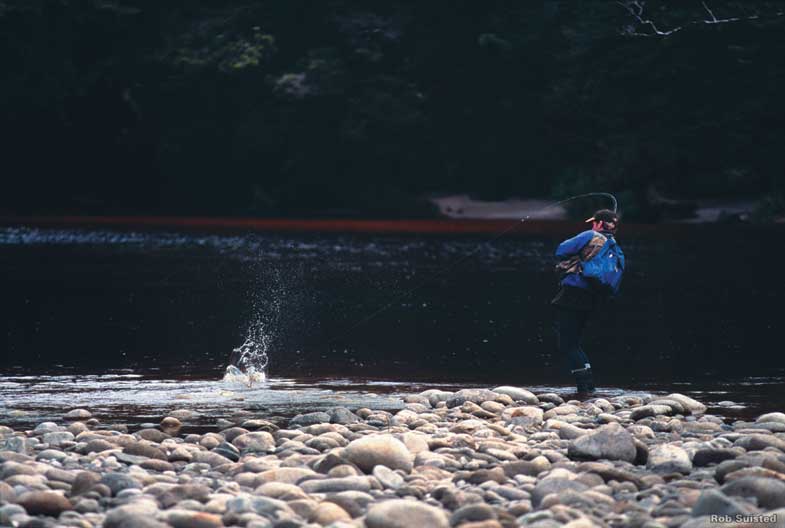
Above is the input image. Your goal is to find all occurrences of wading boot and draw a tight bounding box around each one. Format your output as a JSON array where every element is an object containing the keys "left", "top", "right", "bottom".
[{"left": 572, "top": 364, "right": 596, "bottom": 394}]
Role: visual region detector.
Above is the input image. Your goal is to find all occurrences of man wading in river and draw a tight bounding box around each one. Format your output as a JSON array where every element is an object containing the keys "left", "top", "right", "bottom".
[{"left": 552, "top": 209, "right": 624, "bottom": 393}]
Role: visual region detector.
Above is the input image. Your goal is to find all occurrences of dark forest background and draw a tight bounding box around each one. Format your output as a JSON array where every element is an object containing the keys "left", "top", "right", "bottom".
[{"left": 2, "top": 1, "right": 784, "bottom": 221}]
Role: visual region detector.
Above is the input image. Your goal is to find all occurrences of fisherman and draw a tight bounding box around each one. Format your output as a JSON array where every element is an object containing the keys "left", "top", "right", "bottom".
[{"left": 552, "top": 209, "right": 622, "bottom": 393}]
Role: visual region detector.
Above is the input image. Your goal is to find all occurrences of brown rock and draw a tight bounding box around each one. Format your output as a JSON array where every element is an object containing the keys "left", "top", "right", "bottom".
[{"left": 18, "top": 491, "right": 72, "bottom": 516}]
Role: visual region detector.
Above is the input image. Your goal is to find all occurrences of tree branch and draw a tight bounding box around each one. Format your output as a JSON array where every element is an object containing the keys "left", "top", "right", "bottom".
[{"left": 618, "top": 0, "right": 783, "bottom": 38}]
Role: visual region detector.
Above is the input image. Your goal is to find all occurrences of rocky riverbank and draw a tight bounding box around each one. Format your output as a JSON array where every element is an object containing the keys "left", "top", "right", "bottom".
[{"left": 2, "top": 387, "right": 785, "bottom": 528}]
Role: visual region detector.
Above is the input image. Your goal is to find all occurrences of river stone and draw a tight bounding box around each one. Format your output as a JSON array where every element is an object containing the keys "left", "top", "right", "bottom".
[
  {"left": 446, "top": 389, "right": 499, "bottom": 408},
  {"left": 309, "top": 502, "right": 352, "bottom": 524},
  {"left": 692, "top": 448, "right": 739, "bottom": 467},
  {"left": 300, "top": 476, "right": 371, "bottom": 493},
  {"left": 664, "top": 393, "right": 706, "bottom": 414},
  {"left": 734, "top": 434, "right": 785, "bottom": 452},
  {"left": 231, "top": 431, "right": 275, "bottom": 453},
  {"left": 0, "top": 436, "right": 28, "bottom": 453},
  {"left": 213, "top": 441, "right": 241, "bottom": 461},
  {"left": 17, "top": 491, "right": 72, "bottom": 516},
  {"left": 33, "top": 422, "right": 61, "bottom": 433},
  {"left": 373, "top": 465, "right": 404, "bottom": 489},
  {"left": 42, "top": 431, "right": 75, "bottom": 447},
  {"left": 344, "top": 434, "right": 413, "bottom": 473},
  {"left": 160, "top": 417, "right": 182, "bottom": 435},
  {"left": 124, "top": 441, "right": 167, "bottom": 460},
  {"left": 70, "top": 471, "right": 100, "bottom": 496},
  {"left": 104, "top": 499, "right": 164, "bottom": 528},
  {"left": 289, "top": 412, "right": 331, "bottom": 427},
  {"left": 327, "top": 407, "right": 360, "bottom": 425},
  {"left": 630, "top": 405, "right": 673, "bottom": 421},
  {"left": 531, "top": 478, "right": 589, "bottom": 508},
  {"left": 256, "top": 467, "right": 316, "bottom": 485},
  {"left": 450, "top": 503, "right": 497, "bottom": 526},
  {"left": 502, "top": 406, "right": 543, "bottom": 427},
  {"left": 567, "top": 423, "right": 636, "bottom": 463},
  {"left": 0, "top": 482, "right": 16, "bottom": 502},
  {"left": 423, "top": 390, "right": 454, "bottom": 407},
  {"left": 691, "top": 489, "right": 753, "bottom": 517},
  {"left": 100, "top": 472, "right": 142, "bottom": 495},
  {"left": 647, "top": 444, "right": 692, "bottom": 474},
  {"left": 136, "top": 429, "right": 170, "bottom": 443},
  {"left": 721, "top": 476, "right": 785, "bottom": 509},
  {"left": 366, "top": 499, "right": 449, "bottom": 528},
  {"left": 164, "top": 510, "right": 223, "bottom": 528},
  {"left": 492, "top": 386, "right": 539, "bottom": 404},
  {"left": 85, "top": 438, "right": 115, "bottom": 453},
  {"left": 159, "top": 484, "right": 212, "bottom": 508},
  {"left": 255, "top": 482, "right": 309, "bottom": 501},
  {"left": 225, "top": 494, "right": 294, "bottom": 517},
  {"left": 64, "top": 409, "right": 92, "bottom": 420},
  {"left": 757, "top": 412, "right": 785, "bottom": 424}
]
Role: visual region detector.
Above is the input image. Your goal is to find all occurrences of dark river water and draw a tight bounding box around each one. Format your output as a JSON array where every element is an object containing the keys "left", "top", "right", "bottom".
[{"left": 0, "top": 224, "right": 783, "bottom": 427}]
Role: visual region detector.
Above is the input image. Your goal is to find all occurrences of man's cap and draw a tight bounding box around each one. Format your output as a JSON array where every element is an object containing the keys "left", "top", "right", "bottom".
[{"left": 585, "top": 209, "right": 619, "bottom": 223}]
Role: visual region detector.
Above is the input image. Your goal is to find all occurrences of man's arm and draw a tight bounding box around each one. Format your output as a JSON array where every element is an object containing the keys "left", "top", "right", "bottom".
[{"left": 555, "top": 230, "right": 594, "bottom": 258}]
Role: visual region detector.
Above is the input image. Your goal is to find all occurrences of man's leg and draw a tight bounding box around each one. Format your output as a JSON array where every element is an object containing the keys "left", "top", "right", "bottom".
[{"left": 555, "top": 308, "right": 595, "bottom": 392}]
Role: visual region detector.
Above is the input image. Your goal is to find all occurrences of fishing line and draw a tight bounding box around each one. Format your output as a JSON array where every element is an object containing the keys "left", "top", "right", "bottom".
[{"left": 322, "top": 192, "right": 618, "bottom": 348}]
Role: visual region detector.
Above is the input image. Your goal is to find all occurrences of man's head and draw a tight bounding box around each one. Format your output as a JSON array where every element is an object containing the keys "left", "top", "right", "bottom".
[{"left": 586, "top": 209, "right": 619, "bottom": 234}]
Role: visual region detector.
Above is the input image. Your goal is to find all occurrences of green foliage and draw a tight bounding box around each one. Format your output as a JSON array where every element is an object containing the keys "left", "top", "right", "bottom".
[{"left": 2, "top": 1, "right": 785, "bottom": 218}]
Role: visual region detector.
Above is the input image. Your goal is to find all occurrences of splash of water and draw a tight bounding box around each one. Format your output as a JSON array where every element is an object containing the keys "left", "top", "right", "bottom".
[{"left": 223, "top": 267, "right": 286, "bottom": 387}]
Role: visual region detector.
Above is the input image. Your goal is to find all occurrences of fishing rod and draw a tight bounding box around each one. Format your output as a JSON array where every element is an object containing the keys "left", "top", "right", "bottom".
[{"left": 322, "top": 192, "right": 618, "bottom": 347}]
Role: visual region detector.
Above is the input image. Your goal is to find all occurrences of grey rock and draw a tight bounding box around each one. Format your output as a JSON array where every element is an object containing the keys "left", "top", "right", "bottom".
[
  {"left": 225, "top": 494, "right": 293, "bottom": 516},
  {"left": 567, "top": 423, "right": 636, "bottom": 463},
  {"left": 300, "top": 476, "right": 371, "bottom": 493},
  {"left": 232, "top": 431, "right": 276, "bottom": 453},
  {"left": 492, "top": 386, "right": 539, "bottom": 404},
  {"left": 366, "top": 499, "right": 449, "bottom": 528},
  {"left": 692, "top": 448, "right": 739, "bottom": 467},
  {"left": 0, "top": 436, "right": 28, "bottom": 453},
  {"left": 213, "top": 442, "right": 241, "bottom": 462},
  {"left": 64, "top": 409, "right": 92, "bottom": 420},
  {"left": 33, "top": 422, "right": 61, "bottom": 434},
  {"left": 100, "top": 472, "right": 142, "bottom": 496},
  {"left": 344, "top": 434, "right": 413, "bottom": 473},
  {"left": 449, "top": 503, "right": 497, "bottom": 526},
  {"left": 647, "top": 444, "right": 692, "bottom": 474},
  {"left": 159, "top": 484, "right": 212, "bottom": 508},
  {"left": 734, "top": 434, "right": 785, "bottom": 453},
  {"left": 327, "top": 407, "right": 360, "bottom": 424},
  {"left": 104, "top": 500, "right": 165, "bottom": 528},
  {"left": 721, "top": 476, "right": 785, "bottom": 509},
  {"left": 664, "top": 393, "right": 707, "bottom": 414},
  {"left": 691, "top": 489, "right": 752, "bottom": 517},
  {"left": 0, "top": 504, "right": 26, "bottom": 526},
  {"left": 289, "top": 412, "right": 330, "bottom": 427},
  {"left": 531, "top": 478, "right": 589, "bottom": 507},
  {"left": 756, "top": 412, "right": 785, "bottom": 424},
  {"left": 373, "top": 465, "right": 404, "bottom": 490},
  {"left": 41, "top": 431, "right": 74, "bottom": 447},
  {"left": 630, "top": 405, "right": 673, "bottom": 421},
  {"left": 445, "top": 389, "right": 499, "bottom": 408}
]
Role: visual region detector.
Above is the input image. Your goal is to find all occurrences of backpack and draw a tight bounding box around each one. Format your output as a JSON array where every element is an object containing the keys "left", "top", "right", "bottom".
[{"left": 581, "top": 237, "right": 625, "bottom": 295}]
